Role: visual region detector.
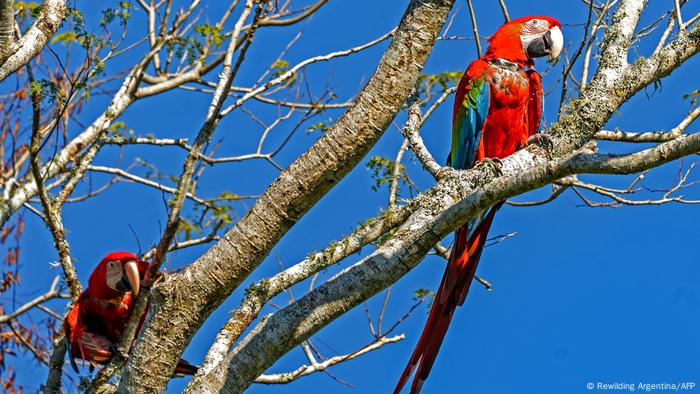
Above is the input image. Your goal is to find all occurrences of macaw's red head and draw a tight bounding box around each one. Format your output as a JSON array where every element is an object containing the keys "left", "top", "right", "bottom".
[
  {"left": 87, "top": 252, "right": 143, "bottom": 299},
  {"left": 484, "top": 16, "right": 563, "bottom": 66}
]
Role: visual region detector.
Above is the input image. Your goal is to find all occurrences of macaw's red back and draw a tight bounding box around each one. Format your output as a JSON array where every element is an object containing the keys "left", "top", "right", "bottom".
[
  {"left": 64, "top": 251, "right": 198, "bottom": 376},
  {"left": 394, "top": 16, "right": 562, "bottom": 394}
]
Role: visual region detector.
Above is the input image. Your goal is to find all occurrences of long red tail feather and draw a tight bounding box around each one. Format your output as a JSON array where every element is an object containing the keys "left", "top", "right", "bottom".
[{"left": 393, "top": 208, "right": 498, "bottom": 394}]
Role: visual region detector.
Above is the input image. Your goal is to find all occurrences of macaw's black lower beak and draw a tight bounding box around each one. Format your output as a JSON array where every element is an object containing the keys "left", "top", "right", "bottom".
[
  {"left": 115, "top": 260, "right": 141, "bottom": 295},
  {"left": 115, "top": 276, "right": 132, "bottom": 292},
  {"left": 526, "top": 31, "right": 551, "bottom": 58}
]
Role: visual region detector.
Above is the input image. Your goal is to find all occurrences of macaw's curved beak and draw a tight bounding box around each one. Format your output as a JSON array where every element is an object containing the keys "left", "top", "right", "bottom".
[
  {"left": 123, "top": 260, "right": 140, "bottom": 295},
  {"left": 527, "top": 26, "right": 563, "bottom": 61}
]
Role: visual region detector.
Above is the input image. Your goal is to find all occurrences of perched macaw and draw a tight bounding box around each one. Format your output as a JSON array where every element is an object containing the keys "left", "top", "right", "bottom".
[
  {"left": 394, "top": 16, "right": 563, "bottom": 393},
  {"left": 64, "top": 251, "right": 198, "bottom": 375}
]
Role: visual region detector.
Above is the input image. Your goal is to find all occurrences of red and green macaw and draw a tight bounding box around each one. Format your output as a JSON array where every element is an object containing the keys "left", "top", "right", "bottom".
[
  {"left": 394, "top": 16, "right": 563, "bottom": 393},
  {"left": 64, "top": 251, "right": 198, "bottom": 375}
]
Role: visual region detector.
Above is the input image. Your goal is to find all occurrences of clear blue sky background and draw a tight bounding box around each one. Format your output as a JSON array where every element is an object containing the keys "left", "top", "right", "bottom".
[{"left": 7, "top": 0, "right": 700, "bottom": 393}]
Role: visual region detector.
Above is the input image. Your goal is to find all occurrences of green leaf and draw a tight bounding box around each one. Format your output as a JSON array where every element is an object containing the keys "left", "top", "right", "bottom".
[
  {"left": 270, "top": 59, "right": 291, "bottom": 79},
  {"left": 305, "top": 121, "right": 329, "bottom": 134},
  {"left": 413, "top": 288, "right": 435, "bottom": 300},
  {"left": 51, "top": 31, "right": 78, "bottom": 45},
  {"left": 29, "top": 79, "right": 59, "bottom": 103},
  {"left": 177, "top": 219, "right": 202, "bottom": 241},
  {"left": 365, "top": 155, "right": 412, "bottom": 194},
  {"left": 14, "top": 2, "right": 41, "bottom": 19},
  {"left": 417, "top": 70, "right": 461, "bottom": 99},
  {"left": 195, "top": 24, "right": 224, "bottom": 48}
]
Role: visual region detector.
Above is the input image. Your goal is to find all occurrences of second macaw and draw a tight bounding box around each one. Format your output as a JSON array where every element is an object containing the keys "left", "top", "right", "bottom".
[
  {"left": 394, "top": 16, "right": 563, "bottom": 393},
  {"left": 64, "top": 251, "right": 198, "bottom": 375}
]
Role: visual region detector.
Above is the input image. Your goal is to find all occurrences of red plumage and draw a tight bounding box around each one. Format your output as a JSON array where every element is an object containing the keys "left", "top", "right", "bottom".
[
  {"left": 64, "top": 251, "right": 198, "bottom": 376},
  {"left": 394, "top": 16, "right": 561, "bottom": 393}
]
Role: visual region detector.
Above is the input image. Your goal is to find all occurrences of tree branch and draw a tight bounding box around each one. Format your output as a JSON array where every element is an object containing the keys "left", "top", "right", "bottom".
[
  {"left": 0, "top": 0, "right": 65, "bottom": 82},
  {"left": 255, "top": 335, "right": 404, "bottom": 384}
]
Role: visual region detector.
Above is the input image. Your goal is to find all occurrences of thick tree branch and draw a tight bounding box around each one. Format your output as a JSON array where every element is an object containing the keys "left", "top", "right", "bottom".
[
  {"left": 0, "top": 0, "right": 14, "bottom": 63},
  {"left": 0, "top": 0, "right": 65, "bottom": 82}
]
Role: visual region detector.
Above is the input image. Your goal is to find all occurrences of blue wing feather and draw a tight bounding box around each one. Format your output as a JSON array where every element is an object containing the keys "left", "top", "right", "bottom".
[
  {"left": 450, "top": 74, "right": 491, "bottom": 238},
  {"left": 450, "top": 77, "right": 489, "bottom": 170}
]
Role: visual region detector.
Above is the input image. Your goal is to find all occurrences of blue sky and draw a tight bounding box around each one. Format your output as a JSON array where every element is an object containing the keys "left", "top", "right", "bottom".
[{"left": 6, "top": 0, "right": 700, "bottom": 392}]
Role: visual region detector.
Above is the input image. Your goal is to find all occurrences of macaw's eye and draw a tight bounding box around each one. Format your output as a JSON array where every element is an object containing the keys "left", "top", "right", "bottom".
[{"left": 530, "top": 20, "right": 539, "bottom": 27}]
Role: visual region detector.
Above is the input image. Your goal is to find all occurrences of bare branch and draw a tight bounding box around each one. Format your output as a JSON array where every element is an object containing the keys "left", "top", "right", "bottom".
[
  {"left": 401, "top": 90, "right": 445, "bottom": 179},
  {"left": 258, "top": 0, "right": 329, "bottom": 27},
  {"left": 0, "top": 276, "right": 65, "bottom": 324},
  {"left": 389, "top": 139, "right": 409, "bottom": 207},
  {"left": 254, "top": 335, "right": 404, "bottom": 384},
  {"left": 674, "top": 0, "right": 684, "bottom": 30},
  {"left": 219, "top": 28, "right": 396, "bottom": 117},
  {"left": 466, "top": 0, "right": 481, "bottom": 57},
  {"left": 596, "top": 104, "right": 700, "bottom": 142},
  {"left": 497, "top": 0, "right": 510, "bottom": 22},
  {"left": 87, "top": 165, "right": 211, "bottom": 206}
]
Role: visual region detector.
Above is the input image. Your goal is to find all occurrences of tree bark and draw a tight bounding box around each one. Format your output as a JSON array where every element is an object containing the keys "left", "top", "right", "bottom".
[
  {"left": 0, "top": 0, "right": 65, "bottom": 82},
  {"left": 0, "top": 0, "right": 14, "bottom": 64}
]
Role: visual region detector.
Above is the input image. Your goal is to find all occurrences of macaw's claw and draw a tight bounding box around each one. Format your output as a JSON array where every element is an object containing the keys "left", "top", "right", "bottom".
[
  {"left": 525, "top": 133, "right": 554, "bottom": 151},
  {"left": 109, "top": 342, "right": 130, "bottom": 361},
  {"left": 435, "top": 166, "right": 455, "bottom": 180},
  {"left": 474, "top": 157, "right": 503, "bottom": 176}
]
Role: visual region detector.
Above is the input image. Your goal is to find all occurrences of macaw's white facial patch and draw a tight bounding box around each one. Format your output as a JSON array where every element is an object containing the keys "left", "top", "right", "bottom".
[{"left": 105, "top": 260, "right": 123, "bottom": 290}]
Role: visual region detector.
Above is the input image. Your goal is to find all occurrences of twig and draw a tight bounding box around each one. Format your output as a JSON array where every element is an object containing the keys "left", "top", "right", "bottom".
[
  {"left": 0, "top": 276, "right": 65, "bottom": 323},
  {"left": 219, "top": 28, "right": 396, "bottom": 116},
  {"left": 595, "top": 104, "right": 700, "bottom": 142},
  {"left": 255, "top": 335, "right": 404, "bottom": 384},
  {"left": 497, "top": 0, "right": 510, "bottom": 22},
  {"left": 466, "top": 0, "right": 481, "bottom": 57},
  {"left": 389, "top": 139, "right": 409, "bottom": 207},
  {"left": 400, "top": 90, "right": 444, "bottom": 179}
]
